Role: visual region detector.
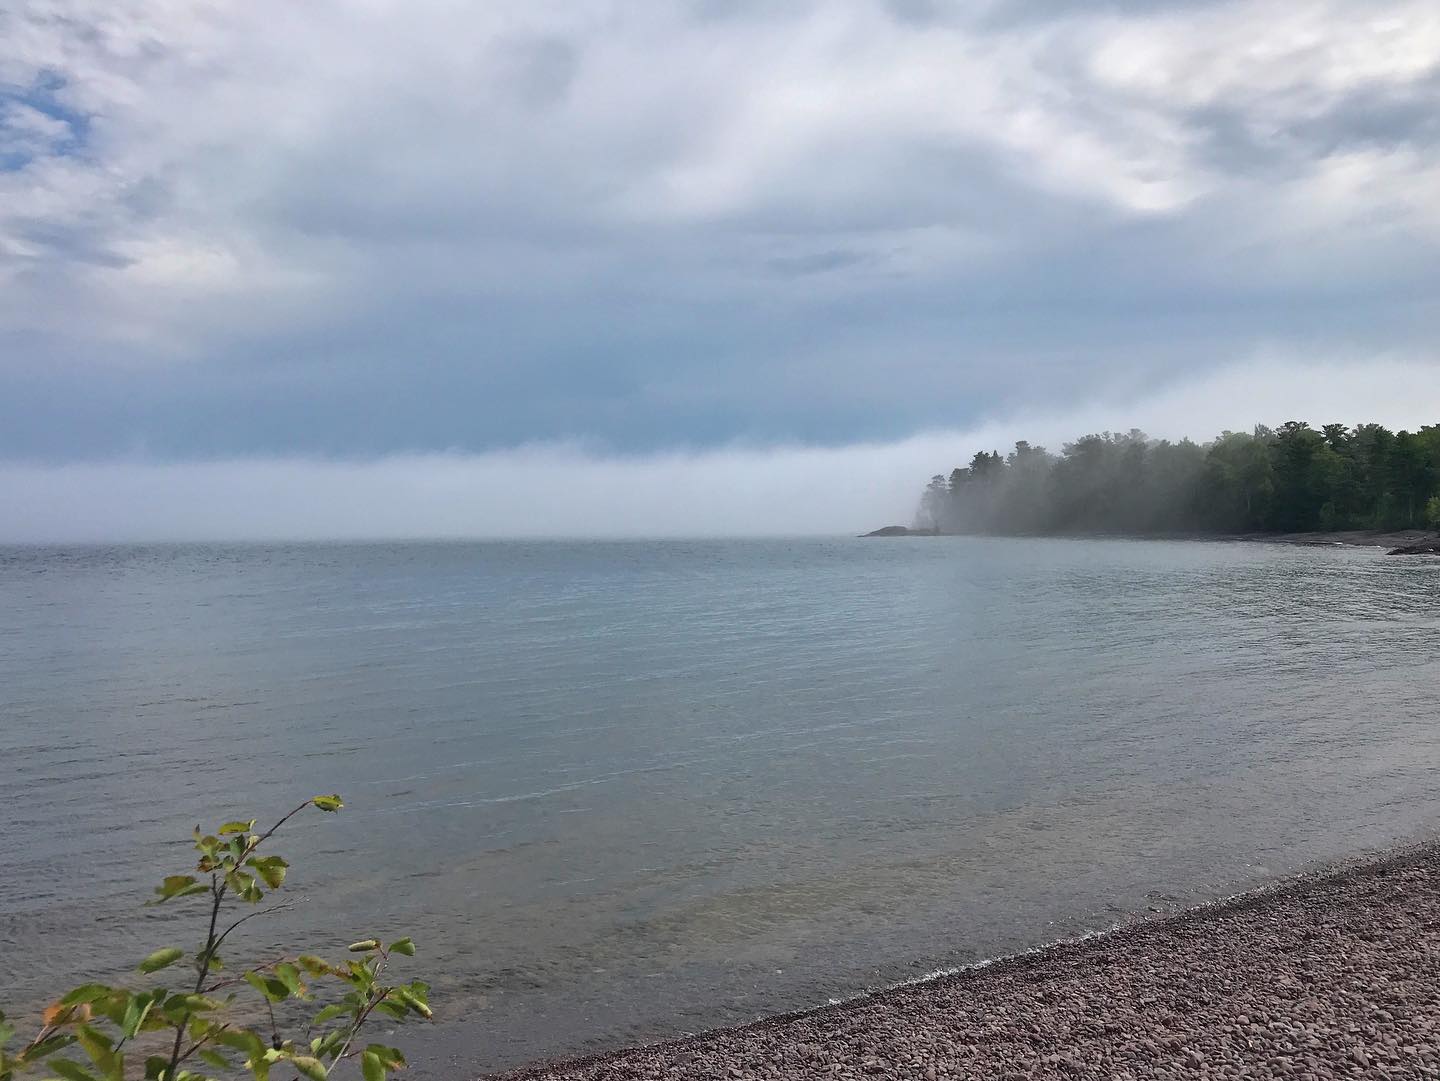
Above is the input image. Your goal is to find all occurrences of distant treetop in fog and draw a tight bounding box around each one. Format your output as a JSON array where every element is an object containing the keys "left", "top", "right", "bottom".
[{"left": 916, "top": 422, "right": 1440, "bottom": 536}]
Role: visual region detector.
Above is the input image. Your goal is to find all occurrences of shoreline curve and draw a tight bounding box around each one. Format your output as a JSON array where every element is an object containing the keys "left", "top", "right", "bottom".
[{"left": 493, "top": 837, "right": 1440, "bottom": 1079}]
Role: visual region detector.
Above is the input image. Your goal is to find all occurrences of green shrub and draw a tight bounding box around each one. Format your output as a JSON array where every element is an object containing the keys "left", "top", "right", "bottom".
[{"left": 0, "top": 796, "right": 429, "bottom": 1081}]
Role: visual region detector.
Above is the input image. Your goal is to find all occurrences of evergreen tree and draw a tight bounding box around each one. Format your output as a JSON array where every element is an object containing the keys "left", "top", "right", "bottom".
[{"left": 916, "top": 421, "right": 1440, "bottom": 537}]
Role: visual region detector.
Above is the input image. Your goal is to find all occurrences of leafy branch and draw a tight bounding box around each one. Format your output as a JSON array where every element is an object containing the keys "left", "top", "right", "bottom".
[{"left": 0, "top": 796, "right": 430, "bottom": 1081}]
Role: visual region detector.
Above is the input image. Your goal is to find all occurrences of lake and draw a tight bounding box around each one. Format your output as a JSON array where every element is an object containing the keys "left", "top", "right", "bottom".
[{"left": 2, "top": 538, "right": 1438, "bottom": 1074}]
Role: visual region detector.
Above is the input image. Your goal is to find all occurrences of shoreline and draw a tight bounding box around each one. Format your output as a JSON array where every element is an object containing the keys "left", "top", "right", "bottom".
[
  {"left": 495, "top": 838, "right": 1440, "bottom": 1079},
  {"left": 862, "top": 526, "right": 1440, "bottom": 551}
]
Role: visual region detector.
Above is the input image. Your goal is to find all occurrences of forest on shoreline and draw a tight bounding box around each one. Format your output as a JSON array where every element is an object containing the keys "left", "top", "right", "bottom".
[{"left": 915, "top": 421, "right": 1440, "bottom": 536}]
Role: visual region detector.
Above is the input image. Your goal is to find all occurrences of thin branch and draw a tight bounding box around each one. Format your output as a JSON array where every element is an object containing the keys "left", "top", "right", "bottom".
[
  {"left": 202, "top": 953, "right": 294, "bottom": 994},
  {"left": 329, "top": 952, "right": 389, "bottom": 1066},
  {"left": 168, "top": 874, "right": 225, "bottom": 1074},
  {"left": 21, "top": 1023, "right": 57, "bottom": 1056},
  {"left": 253, "top": 800, "right": 317, "bottom": 851},
  {"left": 210, "top": 899, "right": 298, "bottom": 957},
  {"left": 194, "top": 877, "right": 226, "bottom": 992},
  {"left": 175, "top": 1023, "right": 232, "bottom": 1067}
]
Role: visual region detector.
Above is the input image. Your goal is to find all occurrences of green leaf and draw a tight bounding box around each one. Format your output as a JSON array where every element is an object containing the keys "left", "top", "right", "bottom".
[
  {"left": 364, "top": 1046, "right": 406, "bottom": 1070},
  {"left": 289, "top": 1055, "right": 328, "bottom": 1081},
  {"left": 72, "top": 1027, "right": 112, "bottom": 1054},
  {"left": 49, "top": 1059, "right": 102, "bottom": 1081},
  {"left": 273, "top": 963, "right": 305, "bottom": 996},
  {"left": 89, "top": 993, "right": 128, "bottom": 1029},
  {"left": 73, "top": 1025, "right": 114, "bottom": 1064},
  {"left": 311, "top": 795, "right": 344, "bottom": 812},
  {"left": 57, "top": 986, "right": 113, "bottom": 1008},
  {"left": 350, "top": 959, "right": 380, "bottom": 985},
  {"left": 346, "top": 940, "right": 380, "bottom": 953},
  {"left": 151, "top": 876, "right": 209, "bottom": 905},
  {"left": 198, "top": 1051, "right": 231, "bottom": 1071},
  {"left": 310, "top": 1005, "right": 349, "bottom": 1026},
  {"left": 296, "top": 955, "right": 332, "bottom": 977},
  {"left": 372, "top": 1001, "right": 408, "bottom": 1021},
  {"left": 219, "top": 820, "right": 256, "bottom": 835},
  {"left": 17, "top": 1034, "right": 75, "bottom": 1064},
  {"left": 361, "top": 1051, "right": 385, "bottom": 1081},
  {"left": 243, "top": 972, "right": 291, "bottom": 1003},
  {"left": 143, "top": 1056, "right": 169, "bottom": 1080},
  {"left": 138, "top": 947, "right": 184, "bottom": 974},
  {"left": 120, "top": 994, "right": 155, "bottom": 1040},
  {"left": 386, "top": 938, "right": 415, "bottom": 957},
  {"left": 214, "top": 1030, "right": 263, "bottom": 1055},
  {"left": 73, "top": 1027, "right": 121, "bottom": 1081},
  {"left": 247, "top": 856, "right": 288, "bottom": 890},
  {"left": 0, "top": 1015, "right": 13, "bottom": 1050},
  {"left": 225, "top": 870, "right": 263, "bottom": 903},
  {"left": 162, "top": 994, "right": 220, "bottom": 1018}
]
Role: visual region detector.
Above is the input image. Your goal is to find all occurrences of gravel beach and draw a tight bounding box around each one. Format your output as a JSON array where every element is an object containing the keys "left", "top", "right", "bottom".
[{"left": 498, "top": 841, "right": 1440, "bottom": 1080}]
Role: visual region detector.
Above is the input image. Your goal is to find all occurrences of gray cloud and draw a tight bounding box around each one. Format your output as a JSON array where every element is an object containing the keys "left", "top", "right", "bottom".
[
  {"left": 0, "top": 0, "right": 1437, "bottom": 473},
  {"left": 500, "top": 35, "right": 581, "bottom": 110},
  {"left": 766, "top": 248, "right": 875, "bottom": 276}
]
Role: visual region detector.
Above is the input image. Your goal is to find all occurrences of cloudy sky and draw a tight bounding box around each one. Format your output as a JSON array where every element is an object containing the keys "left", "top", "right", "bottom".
[{"left": 3, "top": 0, "right": 1439, "bottom": 537}]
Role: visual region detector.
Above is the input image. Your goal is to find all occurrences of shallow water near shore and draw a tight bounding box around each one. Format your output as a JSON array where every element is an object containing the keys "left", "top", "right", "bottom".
[{"left": 2, "top": 537, "right": 1439, "bottom": 1075}]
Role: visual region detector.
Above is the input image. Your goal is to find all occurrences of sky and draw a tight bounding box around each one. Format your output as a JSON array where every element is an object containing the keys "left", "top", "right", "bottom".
[{"left": 3, "top": 0, "right": 1439, "bottom": 538}]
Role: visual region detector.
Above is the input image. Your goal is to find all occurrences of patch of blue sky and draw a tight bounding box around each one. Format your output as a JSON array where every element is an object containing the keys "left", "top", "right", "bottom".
[{"left": 0, "top": 70, "right": 91, "bottom": 171}]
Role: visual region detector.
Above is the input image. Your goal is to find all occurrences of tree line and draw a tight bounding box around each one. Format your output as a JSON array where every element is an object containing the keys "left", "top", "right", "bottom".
[{"left": 917, "top": 421, "right": 1440, "bottom": 536}]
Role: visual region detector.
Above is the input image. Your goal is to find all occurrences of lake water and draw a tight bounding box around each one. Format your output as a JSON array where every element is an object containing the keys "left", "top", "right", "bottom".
[{"left": 2, "top": 538, "right": 1439, "bottom": 1075}]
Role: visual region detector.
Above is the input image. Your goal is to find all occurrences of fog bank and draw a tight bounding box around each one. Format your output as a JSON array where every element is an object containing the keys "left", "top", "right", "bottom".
[{"left": 4, "top": 357, "right": 1438, "bottom": 543}]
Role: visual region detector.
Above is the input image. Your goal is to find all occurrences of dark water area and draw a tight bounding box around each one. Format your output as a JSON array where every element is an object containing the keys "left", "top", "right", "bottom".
[{"left": 2, "top": 538, "right": 1438, "bottom": 1075}]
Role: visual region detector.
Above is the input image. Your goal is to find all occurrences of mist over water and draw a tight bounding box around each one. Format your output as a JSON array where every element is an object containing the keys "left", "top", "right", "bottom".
[
  {"left": 3, "top": 357, "right": 1439, "bottom": 543},
  {"left": 2, "top": 538, "right": 1438, "bottom": 1074}
]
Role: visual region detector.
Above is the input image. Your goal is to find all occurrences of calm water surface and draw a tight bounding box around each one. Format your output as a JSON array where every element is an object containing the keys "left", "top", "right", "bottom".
[{"left": 2, "top": 538, "right": 1438, "bottom": 1074}]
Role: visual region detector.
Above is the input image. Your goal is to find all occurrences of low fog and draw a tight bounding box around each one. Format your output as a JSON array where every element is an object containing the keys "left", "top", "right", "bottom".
[{"left": 4, "top": 357, "right": 1439, "bottom": 543}]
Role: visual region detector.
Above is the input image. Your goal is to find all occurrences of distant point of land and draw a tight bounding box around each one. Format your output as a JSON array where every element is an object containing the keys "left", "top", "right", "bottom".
[{"left": 860, "top": 525, "right": 934, "bottom": 537}]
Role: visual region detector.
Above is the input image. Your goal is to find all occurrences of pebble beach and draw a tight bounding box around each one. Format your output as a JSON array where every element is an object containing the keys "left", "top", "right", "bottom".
[{"left": 499, "top": 841, "right": 1440, "bottom": 1080}]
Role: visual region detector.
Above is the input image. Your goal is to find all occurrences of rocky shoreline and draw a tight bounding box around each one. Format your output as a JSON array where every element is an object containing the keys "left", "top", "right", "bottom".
[{"left": 495, "top": 840, "right": 1440, "bottom": 1080}]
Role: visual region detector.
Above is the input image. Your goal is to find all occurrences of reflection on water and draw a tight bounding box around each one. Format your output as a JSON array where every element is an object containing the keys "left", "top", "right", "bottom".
[{"left": 1, "top": 538, "right": 1438, "bottom": 1074}]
